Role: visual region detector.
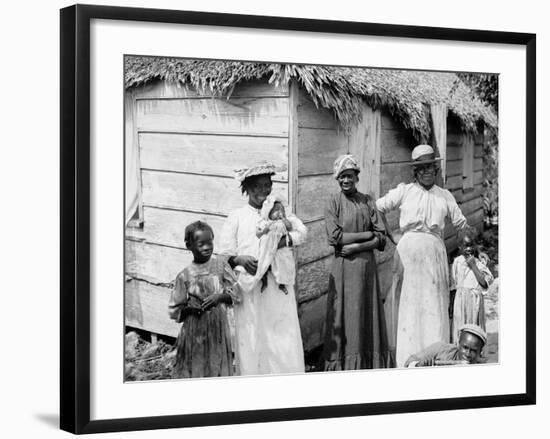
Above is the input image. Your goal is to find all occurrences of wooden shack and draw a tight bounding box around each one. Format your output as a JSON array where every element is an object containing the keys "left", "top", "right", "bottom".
[{"left": 124, "top": 57, "right": 497, "bottom": 350}]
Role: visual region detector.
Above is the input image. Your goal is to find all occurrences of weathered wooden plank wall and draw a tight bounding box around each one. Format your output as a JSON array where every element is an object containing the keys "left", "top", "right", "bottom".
[
  {"left": 295, "top": 87, "right": 347, "bottom": 308},
  {"left": 125, "top": 80, "right": 291, "bottom": 337}
]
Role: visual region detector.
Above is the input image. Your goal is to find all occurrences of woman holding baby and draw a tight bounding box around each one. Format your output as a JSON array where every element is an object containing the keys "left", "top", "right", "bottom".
[
  {"left": 323, "top": 155, "right": 394, "bottom": 370},
  {"left": 219, "top": 162, "right": 307, "bottom": 375}
]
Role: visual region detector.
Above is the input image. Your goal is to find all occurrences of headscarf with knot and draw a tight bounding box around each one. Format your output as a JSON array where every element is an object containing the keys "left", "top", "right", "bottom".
[{"left": 333, "top": 154, "right": 360, "bottom": 179}]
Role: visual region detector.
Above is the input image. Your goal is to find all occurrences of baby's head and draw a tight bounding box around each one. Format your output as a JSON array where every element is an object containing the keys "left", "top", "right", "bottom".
[
  {"left": 457, "top": 227, "right": 478, "bottom": 258},
  {"left": 269, "top": 201, "right": 286, "bottom": 220},
  {"left": 184, "top": 220, "right": 214, "bottom": 263}
]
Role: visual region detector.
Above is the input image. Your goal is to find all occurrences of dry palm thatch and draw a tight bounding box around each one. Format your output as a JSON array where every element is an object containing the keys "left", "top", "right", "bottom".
[{"left": 125, "top": 56, "right": 497, "bottom": 141}]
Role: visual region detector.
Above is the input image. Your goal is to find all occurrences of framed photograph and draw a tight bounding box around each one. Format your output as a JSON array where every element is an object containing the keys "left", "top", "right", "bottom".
[{"left": 60, "top": 4, "right": 536, "bottom": 434}]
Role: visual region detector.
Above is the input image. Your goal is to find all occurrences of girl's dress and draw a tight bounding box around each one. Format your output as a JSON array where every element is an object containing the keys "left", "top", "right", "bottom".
[
  {"left": 376, "top": 182, "right": 467, "bottom": 367},
  {"left": 219, "top": 204, "right": 307, "bottom": 376},
  {"left": 168, "top": 255, "right": 239, "bottom": 378},
  {"left": 323, "top": 190, "right": 392, "bottom": 370},
  {"left": 450, "top": 254, "right": 493, "bottom": 343}
]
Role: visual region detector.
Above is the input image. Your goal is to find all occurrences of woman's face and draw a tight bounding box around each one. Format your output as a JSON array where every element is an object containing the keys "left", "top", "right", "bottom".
[
  {"left": 337, "top": 169, "right": 358, "bottom": 194},
  {"left": 246, "top": 175, "right": 273, "bottom": 209},
  {"left": 414, "top": 163, "right": 438, "bottom": 189}
]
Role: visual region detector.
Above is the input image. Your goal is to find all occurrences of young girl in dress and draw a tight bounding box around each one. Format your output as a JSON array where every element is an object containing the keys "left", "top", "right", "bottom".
[
  {"left": 168, "top": 221, "right": 239, "bottom": 378},
  {"left": 450, "top": 227, "right": 494, "bottom": 343}
]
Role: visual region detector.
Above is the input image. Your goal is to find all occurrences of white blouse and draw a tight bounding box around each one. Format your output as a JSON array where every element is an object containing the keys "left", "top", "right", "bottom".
[{"left": 376, "top": 182, "right": 467, "bottom": 238}]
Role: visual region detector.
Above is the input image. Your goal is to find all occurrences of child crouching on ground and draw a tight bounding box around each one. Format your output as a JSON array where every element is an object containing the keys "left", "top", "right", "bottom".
[
  {"left": 168, "top": 221, "right": 240, "bottom": 378},
  {"left": 450, "top": 227, "right": 494, "bottom": 343}
]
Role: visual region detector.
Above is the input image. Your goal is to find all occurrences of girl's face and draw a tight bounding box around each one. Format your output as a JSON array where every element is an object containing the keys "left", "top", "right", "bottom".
[
  {"left": 247, "top": 175, "right": 273, "bottom": 209},
  {"left": 190, "top": 229, "right": 214, "bottom": 263},
  {"left": 337, "top": 169, "right": 358, "bottom": 194},
  {"left": 269, "top": 202, "right": 285, "bottom": 220},
  {"left": 459, "top": 236, "right": 476, "bottom": 258}
]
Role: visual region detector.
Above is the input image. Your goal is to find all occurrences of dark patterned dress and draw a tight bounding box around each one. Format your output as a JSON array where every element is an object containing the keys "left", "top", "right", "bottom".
[
  {"left": 168, "top": 256, "right": 239, "bottom": 378},
  {"left": 323, "top": 191, "right": 393, "bottom": 370}
]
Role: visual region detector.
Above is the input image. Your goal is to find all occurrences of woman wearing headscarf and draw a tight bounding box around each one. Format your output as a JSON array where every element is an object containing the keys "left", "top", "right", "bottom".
[
  {"left": 376, "top": 144, "right": 467, "bottom": 367},
  {"left": 218, "top": 162, "right": 307, "bottom": 375},
  {"left": 323, "top": 154, "right": 393, "bottom": 370}
]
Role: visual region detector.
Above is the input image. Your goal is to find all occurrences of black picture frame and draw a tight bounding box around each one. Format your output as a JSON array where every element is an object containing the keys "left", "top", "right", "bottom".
[{"left": 60, "top": 4, "right": 536, "bottom": 434}]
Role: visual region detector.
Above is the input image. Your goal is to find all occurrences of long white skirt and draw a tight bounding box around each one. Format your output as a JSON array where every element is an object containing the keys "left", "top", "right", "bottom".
[
  {"left": 393, "top": 232, "right": 450, "bottom": 367},
  {"left": 233, "top": 270, "right": 305, "bottom": 376}
]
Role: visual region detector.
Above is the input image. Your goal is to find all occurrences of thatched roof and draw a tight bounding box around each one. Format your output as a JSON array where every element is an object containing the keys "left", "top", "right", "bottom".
[{"left": 125, "top": 56, "right": 497, "bottom": 140}]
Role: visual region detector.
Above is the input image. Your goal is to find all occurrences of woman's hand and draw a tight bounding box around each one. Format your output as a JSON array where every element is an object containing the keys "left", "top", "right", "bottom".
[
  {"left": 235, "top": 255, "right": 258, "bottom": 275},
  {"left": 201, "top": 293, "right": 232, "bottom": 312},
  {"left": 336, "top": 243, "right": 359, "bottom": 257}
]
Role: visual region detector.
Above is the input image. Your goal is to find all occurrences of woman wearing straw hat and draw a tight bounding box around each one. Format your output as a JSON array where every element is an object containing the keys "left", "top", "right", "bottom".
[
  {"left": 323, "top": 154, "right": 393, "bottom": 370},
  {"left": 376, "top": 145, "right": 467, "bottom": 368},
  {"left": 218, "top": 162, "right": 307, "bottom": 375}
]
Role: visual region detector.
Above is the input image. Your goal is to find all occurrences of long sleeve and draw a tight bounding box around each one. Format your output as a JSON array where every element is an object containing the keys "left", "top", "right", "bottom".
[
  {"left": 476, "top": 255, "right": 494, "bottom": 292},
  {"left": 168, "top": 272, "right": 188, "bottom": 323},
  {"left": 325, "top": 194, "right": 343, "bottom": 247},
  {"left": 287, "top": 213, "right": 307, "bottom": 247},
  {"left": 367, "top": 195, "right": 387, "bottom": 251},
  {"left": 376, "top": 183, "right": 406, "bottom": 214},
  {"left": 218, "top": 210, "right": 239, "bottom": 257},
  {"left": 445, "top": 192, "right": 467, "bottom": 230},
  {"left": 405, "top": 341, "right": 457, "bottom": 367}
]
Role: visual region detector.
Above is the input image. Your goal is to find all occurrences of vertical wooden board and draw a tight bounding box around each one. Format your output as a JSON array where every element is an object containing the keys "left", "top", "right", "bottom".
[
  {"left": 125, "top": 279, "right": 180, "bottom": 338},
  {"left": 134, "top": 79, "right": 289, "bottom": 99},
  {"left": 463, "top": 134, "right": 475, "bottom": 189},
  {"left": 297, "top": 86, "right": 339, "bottom": 130},
  {"left": 297, "top": 127, "right": 348, "bottom": 176},
  {"left": 297, "top": 219, "right": 333, "bottom": 265},
  {"left": 139, "top": 133, "right": 288, "bottom": 180},
  {"left": 136, "top": 97, "right": 290, "bottom": 136},
  {"left": 296, "top": 175, "right": 338, "bottom": 222},
  {"left": 431, "top": 104, "right": 447, "bottom": 182},
  {"left": 126, "top": 239, "right": 193, "bottom": 284},
  {"left": 297, "top": 294, "right": 327, "bottom": 352},
  {"left": 297, "top": 256, "right": 333, "bottom": 303},
  {"left": 126, "top": 207, "right": 228, "bottom": 250},
  {"left": 141, "top": 171, "right": 289, "bottom": 215},
  {"left": 474, "top": 144, "right": 484, "bottom": 158},
  {"left": 288, "top": 81, "right": 300, "bottom": 215},
  {"left": 348, "top": 105, "right": 381, "bottom": 198}
]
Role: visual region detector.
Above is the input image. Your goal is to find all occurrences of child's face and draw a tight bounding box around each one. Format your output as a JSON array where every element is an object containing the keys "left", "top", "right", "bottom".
[
  {"left": 459, "top": 236, "right": 476, "bottom": 258},
  {"left": 269, "top": 202, "right": 285, "bottom": 220},
  {"left": 190, "top": 229, "right": 214, "bottom": 262}
]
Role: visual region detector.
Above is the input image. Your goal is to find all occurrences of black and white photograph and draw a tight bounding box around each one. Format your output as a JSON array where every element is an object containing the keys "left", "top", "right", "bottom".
[{"left": 123, "top": 56, "right": 500, "bottom": 380}]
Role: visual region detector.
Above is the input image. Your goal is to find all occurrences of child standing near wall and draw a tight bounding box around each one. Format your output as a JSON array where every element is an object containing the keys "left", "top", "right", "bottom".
[
  {"left": 168, "top": 221, "right": 240, "bottom": 378},
  {"left": 450, "top": 228, "right": 494, "bottom": 343}
]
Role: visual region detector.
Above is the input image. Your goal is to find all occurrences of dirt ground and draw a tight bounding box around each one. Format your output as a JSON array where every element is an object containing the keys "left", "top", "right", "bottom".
[{"left": 125, "top": 280, "right": 499, "bottom": 380}]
